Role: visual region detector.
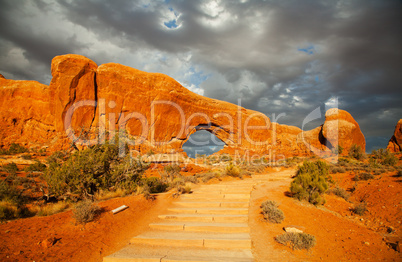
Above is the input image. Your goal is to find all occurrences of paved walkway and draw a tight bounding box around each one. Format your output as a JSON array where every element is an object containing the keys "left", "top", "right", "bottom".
[{"left": 103, "top": 175, "right": 270, "bottom": 262}]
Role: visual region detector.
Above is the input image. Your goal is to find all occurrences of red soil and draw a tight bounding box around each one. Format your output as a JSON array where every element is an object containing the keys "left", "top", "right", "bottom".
[{"left": 0, "top": 193, "right": 174, "bottom": 262}]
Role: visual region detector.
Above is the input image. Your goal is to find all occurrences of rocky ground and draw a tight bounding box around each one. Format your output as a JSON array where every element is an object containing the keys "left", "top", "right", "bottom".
[{"left": 0, "top": 159, "right": 401, "bottom": 261}]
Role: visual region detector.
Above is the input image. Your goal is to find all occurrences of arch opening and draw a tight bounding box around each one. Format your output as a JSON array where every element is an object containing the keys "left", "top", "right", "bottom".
[{"left": 182, "top": 130, "right": 225, "bottom": 158}]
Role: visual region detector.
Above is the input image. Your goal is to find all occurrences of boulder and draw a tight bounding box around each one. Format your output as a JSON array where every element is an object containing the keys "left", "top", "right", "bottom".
[
  {"left": 322, "top": 108, "right": 366, "bottom": 153},
  {"left": 387, "top": 119, "right": 402, "bottom": 153}
]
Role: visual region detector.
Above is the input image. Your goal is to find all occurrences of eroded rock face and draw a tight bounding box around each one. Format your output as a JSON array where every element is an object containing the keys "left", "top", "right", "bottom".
[
  {"left": 387, "top": 119, "right": 402, "bottom": 153},
  {"left": 322, "top": 108, "right": 366, "bottom": 153},
  {"left": 0, "top": 54, "right": 366, "bottom": 157},
  {"left": 0, "top": 78, "right": 56, "bottom": 148}
]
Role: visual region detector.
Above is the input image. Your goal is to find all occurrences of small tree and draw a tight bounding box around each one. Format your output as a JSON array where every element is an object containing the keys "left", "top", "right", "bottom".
[{"left": 290, "top": 160, "right": 329, "bottom": 205}]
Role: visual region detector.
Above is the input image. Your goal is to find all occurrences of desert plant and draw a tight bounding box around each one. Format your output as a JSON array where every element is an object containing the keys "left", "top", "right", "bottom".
[
  {"left": 73, "top": 200, "right": 101, "bottom": 224},
  {"left": 36, "top": 201, "right": 70, "bottom": 216},
  {"left": 353, "top": 172, "right": 374, "bottom": 181},
  {"left": 330, "top": 166, "right": 346, "bottom": 174},
  {"left": 352, "top": 202, "right": 367, "bottom": 215},
  {"left": 348, "top": 144, "right": 365, "bottom": 160},
  {"left": 328, "top": 186, "right": 350, "bottom": 201},
  {"left": 24, "top": 160, "right": 47, "bottom": 172},
  {"left": 261, "top": 200, "right": 284, "bottom": 223},
  {"left": 45, "top": 143, "right": 148, "bottom": 200},
  {"left": 0, "top": 143, "right": 29, "bottom": 155},
  {"left": 2, "top": 162, "right": 19, "bottom": 175},
  {"left": 332, "top": 145, "right": 344, "bottom": 155},
  {"left": 21, "top": 154, "right": 32, "bottom": 160},
  {"left": 142, "top": 177, "right": 168, "bottom": 193},
  {"left": 225, "top": 162, "right": 241, "bottom": 177},
  {"left": 370, "top": 149, "right": 398, "bottom": 166},
  {"left": 275, "top": 232, "right": 316, "bottom": 250},
  {"left": 290, "top": 160, "right": 329, "bottom": 205}
]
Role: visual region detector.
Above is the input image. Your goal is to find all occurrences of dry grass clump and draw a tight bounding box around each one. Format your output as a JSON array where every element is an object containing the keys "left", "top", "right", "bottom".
[
  {"left": 73, "top": 200, "right": 101, "bottom": 224},
  {"left": 353, "top": 172, "right": 374, "bottom": 181},
  {"left": 95, "top": 188, "right": 127, "bottom": 201},
  {"left": 352, "top": 202, "right": 367, "bottom": 215},
  {"left": 275, "top": 232, "right": 316, "bottom": 250},
  {"left": 36, "top": 201, "right": 70, "bottom": 216},
  {"left": 327, "top": 186, "right": 350, "bottom": 201},
  {"left": 261, "top": 200, "right": 285, "bottom": 224},
  {"left": 225, "top": 163, "right": 241, "bottom": 177}
]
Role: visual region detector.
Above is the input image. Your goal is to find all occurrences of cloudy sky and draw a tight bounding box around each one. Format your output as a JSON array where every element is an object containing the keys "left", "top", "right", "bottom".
[{"left": 1, "top": 0, "right": 401, "bottom": 153}]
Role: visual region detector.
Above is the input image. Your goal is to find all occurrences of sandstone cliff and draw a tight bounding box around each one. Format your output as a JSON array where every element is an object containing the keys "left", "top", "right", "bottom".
[
  {"left": 0, "top": 54, "right": 366, "bottom": 157},
  {"left": 387, "top": 119, "right": 402, "bottom": 153}
]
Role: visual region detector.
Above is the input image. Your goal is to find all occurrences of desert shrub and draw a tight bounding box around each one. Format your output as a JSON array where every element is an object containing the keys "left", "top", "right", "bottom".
[
  {"left": 196, "top": 172, "right": 221, "bottom": 183},
  {"left": 0, "top": 201, "right": 16, "bottom": 220},
  {"left": 73, "top": 200, "right": 101, "bottom": 224},
  {"left": 45, "top": 143, "right": 148, "bottom": 200},
  {"left": 24, "top": 160, "right": 47, "bottom": 172},
  {"left": 348, "top": 144, "right": 365, "bottom": 160},
  {"left": 225, "top": 162, "right": 241, "bottom": 177},
  {"left": 261, "top": 200, "right": 284, "bottom": 223},
  {"left": 397, "top": 170, "right": 402, "bottom": 177},
  {"left": 352, "top": 202, "right": 367, "bottom": 215},
  {"left": 0, "top": 180, "right": 25, "bottom": 205},
  {"left": 184, "top": 175, "right": 198, "bottom": 184},
  {"left": 0, "top": 143, "right": 29, "bottom": 155},
  {"left": 328, "top": 186, "right": 350, "bottom": 201},
  {"left": 2, "top": 162, "right": 19, "bottom": 175},
  {"left": 353, "top": 172, "right": 374, "bottom": 181},
  {"left": 177, "top": 185, "right": 192, "bottom": 194},
  {"left": 275, "top": 232, "right": 316, "bottom": 250},
  {"left": 21, "top": 154, "right": 32, "bottom": 160},
  {"left": 370, "top": 149, "right": 397, "bottom": 166},
  {"left": 142, "top": 177, "right": 168, "bottom": 193},
  {"left": 330, "top": 166, "right": 346, "bottom": 174},
  {"left": 332, "top": 145, "right": 344, "bottom": 155},
  {"left": 338, "top": 158, "right": 350, "bottom": 166},
  {"left": 290, "top": 161, "right": 329, "bottom": 205}
]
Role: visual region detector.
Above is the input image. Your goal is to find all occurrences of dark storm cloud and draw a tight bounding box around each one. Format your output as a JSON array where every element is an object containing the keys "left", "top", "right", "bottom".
[{"left": 0, "top": 0, "right": 401, "bottom": 152}]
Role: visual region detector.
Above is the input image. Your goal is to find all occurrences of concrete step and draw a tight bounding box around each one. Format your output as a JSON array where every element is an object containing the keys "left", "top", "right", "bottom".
[
  {"left": 130, "top": 231, "right": 252, "bottom": 249},
  {"left": 149, "top": 222, "right": 250, "bottom": 233},
  {"left": 174, "top": 201, "right": 249, "bottom": 208},
  {"left": 103, "top": 245, "right": 254, "bottom": 262},
  {"left": 168, "top": 207, "right": 248, "bottom": 215},
  {"left": 158, "top": 214, "right": 248, "bottom": 223}
]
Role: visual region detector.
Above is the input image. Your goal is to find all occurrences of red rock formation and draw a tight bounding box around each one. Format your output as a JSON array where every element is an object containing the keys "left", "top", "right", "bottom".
[
  {"left": 0, "top": 77, "right": 56, "bottom": 148},
  {"left": 387, "top": 119, "right": 402, "bottom": 153},
  {"left": 0, "top": 54, "right": 366, "bottom": 157}
]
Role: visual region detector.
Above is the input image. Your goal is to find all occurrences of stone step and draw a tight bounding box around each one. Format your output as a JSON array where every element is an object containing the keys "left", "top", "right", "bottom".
[
  {"left": 158, "top": 214, "right": 248, "bottom": 223},
  {"left": 103, "top": 245, "right": 254, "bottom": 262},
  {"left": 130, "top": 231, "right": 252, "bottom": 249},
  {"left": 174, "top": 201, "right": 249, "bottom": 208},
  {"left": 149, "top": 222, "right": 250, "bottom": 233},
  {"left": 168, "top": 207, "right": 248, "bottom": 215},
  {"left": 181, "top": 194, "right": 250, "bottom": 201}
]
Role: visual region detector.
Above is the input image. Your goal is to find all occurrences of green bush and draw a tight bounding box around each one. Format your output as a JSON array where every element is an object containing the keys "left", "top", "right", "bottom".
[
  {"left": 290, "top": 161, "right": 329, "bottom": 205},
  {"left": 275, "top": 232, "right": 316, "bottom": 250},
  {"left": 73, "top": 200, "right": 101, "bottom": 224},
  {"left": 24, "top": 161, "right": 47, "bottom": 172},
  {"left": 370, "top": 149, "right": 397, "bottom": 166},
  {"left": 45, "top": 143, "right": 148, "bottom": 200},
  {"left": 348, "top": 144, "right": 365, "bottom": 160},
  {"left": 0, "top": 180, "right": 25, "bottom": 205},
  {"left": 142, "top": 177, "right": 168, "bottom": 193},
  {"left": 0, "top": 143, "right": 29, "bottom": 155},
  {"left": 2, "top": 162, "right": 19, "bottom": 175},
  {"left": 261, "top": 200, "right": 284, "bottom": 223},
  {"left": 332, "top": 145, "right": 344, "bottom": 155}
]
